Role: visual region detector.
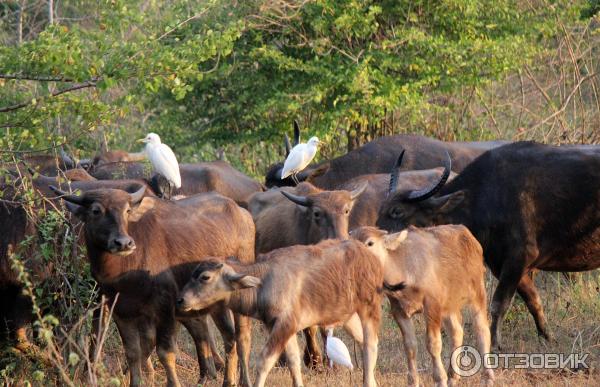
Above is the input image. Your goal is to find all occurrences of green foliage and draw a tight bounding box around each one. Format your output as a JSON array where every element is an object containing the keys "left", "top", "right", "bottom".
[{"left": 1, "top": 0, "right": 591, "bottom": 166}]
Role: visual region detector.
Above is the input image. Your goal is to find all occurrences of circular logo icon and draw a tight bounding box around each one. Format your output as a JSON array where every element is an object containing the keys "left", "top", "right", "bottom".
[{"left": 450, "top": 345, "right": 482, "bottom": 377}]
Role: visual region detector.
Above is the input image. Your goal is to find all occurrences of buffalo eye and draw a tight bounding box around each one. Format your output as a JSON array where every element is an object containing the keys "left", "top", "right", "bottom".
[
  {"left": 344, "top": 208, "right": 350, "bottom": 215},
  {"left": 389, "top": 207, "right": 403, "bottom": 219},
  {"left": 367, "top": 240, "right": 374, "bottom": 247},
  {"left": 126, "top": 208, "right": 132, "bottom": 214},
  {"left": 91, "top": 206, "right": 102, "bottom": 216},
  {"left": 313, "top": 210, "right": 320, "bottom": 219},
  {"left": 200, "top": 274, "right": 211, "bottom": 281}
]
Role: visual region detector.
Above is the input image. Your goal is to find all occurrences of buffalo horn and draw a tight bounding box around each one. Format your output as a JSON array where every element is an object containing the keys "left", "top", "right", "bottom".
[
  {"left": 388, "top": 150, "right": 405, "bottom": 195},
  {"left": 129, "top": 185, "right": 146, "bottom": 204},
  {"left": 49, "top": 185, "right": 85, "bottom": 205},
  {"left": 281, "top": 190, "right": 312, "bottom": 207},
  {"left": 405, "top": 151, "right": 452, "bottom": 202}
]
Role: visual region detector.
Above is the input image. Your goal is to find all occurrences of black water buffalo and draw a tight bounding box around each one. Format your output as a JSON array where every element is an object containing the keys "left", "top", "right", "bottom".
[
  {"left": 265, "top": 133, "right": 507, "bottom": 189},
  {"left": 376, "top": 141, "right": 600, "bottom": 349}
]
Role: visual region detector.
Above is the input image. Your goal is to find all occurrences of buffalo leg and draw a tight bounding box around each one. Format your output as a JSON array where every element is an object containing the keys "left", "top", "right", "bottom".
[
  {"left": 156, "top": 318, "right": 181, "bottom": 387},
  {"left": 360, "top": 317, "right": 379, "bottom": 387},
  {"left": 390, "top": 299, "right": 419, "bottom": 387},
  {"left": 180, "top": 316, "right": 218, "bottom": 383},
  {"left": 444, "top": 314, "right": 463, "bottom": 387},
  {"left": 210, "top": 307, "right": 239, "bottom": 387},
  {"left": 234, "top": 313, "right": 253, "bottom": 387},
  {"left": 490, "top": 260, "right": 527, "bottom": 350},
  {"left": 303, "top": 326, "right": 323, "bottom": 370},
  {"left": 517, "top": 274, "right": 551, "bottom": 340},
  {"left": 114, "top": 317, "right": 143, "bottom": 387},
  {"left": 284, "top": 334, "right": 304, "bottom": 387},
  {"left": 425, "top": 316, "right": 447, "bottom": 387},
  {"left": 472, "top": 302, "right": 494, "bottom": 385},
  {"left": 255, "top": 321, "right": 295, "bottom": 387}
]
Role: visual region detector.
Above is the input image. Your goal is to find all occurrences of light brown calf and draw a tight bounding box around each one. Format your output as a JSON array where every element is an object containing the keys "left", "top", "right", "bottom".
[
  {"left": 351, "top": 225, "right": 494, "bottom": 387},
  {"left": 177, "top": 239, "right": 390, "bottom": 387}
]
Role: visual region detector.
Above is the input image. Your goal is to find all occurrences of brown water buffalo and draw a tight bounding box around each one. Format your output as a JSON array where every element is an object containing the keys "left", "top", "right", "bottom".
[
  {"left": 0, "top": 173, "right": 161, "bottom": 350},
  {"left": 248, "top": 181, "right": 366, "bottom": 367},
  {"left": 376, "top": 141, "right": 600, "bottom": 349},
  {"left": 178, "top": 239, "right": 394, "bottom": 387},
  {"left": 89, "top": 161, "right": 264, "bottom": 207},
  {"left": 52, "top": 186, "right": 256, "bottom": 387},
  {"left": 265, "top": 132, "right": 508, "bottom": 189},
  {"left": 351, "top": 226, "right": 494, "bottom": 387}
]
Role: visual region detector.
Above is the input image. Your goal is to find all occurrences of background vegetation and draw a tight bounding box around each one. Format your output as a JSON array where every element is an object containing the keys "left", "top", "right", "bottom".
[{"left": 1, "top": 0, "right": 599, "bottom": 386}]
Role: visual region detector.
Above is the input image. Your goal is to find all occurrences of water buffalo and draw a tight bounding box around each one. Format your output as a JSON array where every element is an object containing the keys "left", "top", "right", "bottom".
[
  {"left": 89, "top": 161, "right": 264, "bottom": 207},
  {"left": 178, "top": 239, "right": 394, "bottom": 387},
  {"left": 376, "top": 141, "right": 600, "bottom": 349},
  {"left": 265, "top": 132, "right": 507, "bottom": 189},
  {"left": 53, "top": 186, "right": 256, "bottom": 387}
]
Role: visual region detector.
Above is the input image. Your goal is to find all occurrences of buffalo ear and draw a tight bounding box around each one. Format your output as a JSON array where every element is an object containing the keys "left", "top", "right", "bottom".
[
  {"left": 383, "top": 230, "right": 408, "bottom": 250},
  {"left": 64, "top": 202, "right": 86, "bottom": 220},
  {"left": 427, "top": 191, "right": 465, "bottom": 213},
  {"left": 304, "top": 162, "right": 330, "bottom": 182},
  {"left": 129, "top": 197, "right": 155, "bottom": 222},
  {"left": 226, "top": 273, "right": 261, "bottom": 290}
]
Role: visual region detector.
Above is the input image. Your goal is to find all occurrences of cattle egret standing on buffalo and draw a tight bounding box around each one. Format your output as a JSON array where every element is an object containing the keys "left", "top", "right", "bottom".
[
  {"left": 138, "top": 133, "right": 181, "bottom": 197},
  {"left": 281, "top": 136, "right": 322, "bottom": 184},
  {"left": 326, "top": 328, "right": 353, "bottom": 370}
]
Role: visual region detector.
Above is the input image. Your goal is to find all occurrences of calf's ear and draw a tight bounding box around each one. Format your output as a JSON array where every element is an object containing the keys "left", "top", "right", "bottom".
[
  {"left": 129, "top": 197, "right": 155, "bottom": 222},
  {"left": 226, "top": 273, "right": 262, "bottom": 290},
  {"left": 384, "top": 229, "right": 408, "bottom": 250}
]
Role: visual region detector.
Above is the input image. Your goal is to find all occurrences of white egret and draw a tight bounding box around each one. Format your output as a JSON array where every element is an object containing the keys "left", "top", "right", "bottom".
[
  {"left": 325, "top": 328, "right": 353, "bottom": 370},
  {"left": 281, "top": 136, "right": 322, "bottom": 184},
  {"left": 137, "top": 133, "right": 181, "bottom": 198}
]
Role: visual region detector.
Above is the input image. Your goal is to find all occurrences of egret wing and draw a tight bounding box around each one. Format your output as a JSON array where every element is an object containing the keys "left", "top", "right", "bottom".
[
  {"left": 326, "top": 335, "right": 353, "bottom": 369},
  {"left": 149, "top": 144, "right": 182, "bottom": 188},
  {"left": 281, "top": 144, "right": 306, "bottom": 179}
]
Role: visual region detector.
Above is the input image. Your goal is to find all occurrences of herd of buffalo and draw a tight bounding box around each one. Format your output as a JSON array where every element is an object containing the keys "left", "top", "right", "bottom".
[{"left": 1, "top": 127, "right": 599, "bottom": 387}]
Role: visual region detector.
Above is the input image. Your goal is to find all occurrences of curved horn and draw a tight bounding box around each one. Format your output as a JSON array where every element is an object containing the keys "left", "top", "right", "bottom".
[
  {"left": 350, "top": 181, "right": 368, "bottom": 200},
  {"left": 129, "top": 185, "right": 146, "bottom": 204},
  {"left": 293, "top": 120, "right": 300, "bottom": 145},
  {"left": 49, "top": 185, "right": 85, "bottom": 205},
  {"left": 59, "top": 147, "right": 75, "bottom": 168},
  {"left": 281, "top": 190, "right": 312, "bottom": 207},
  {"left": 405, "top": 151, "right": 452, "bottom": 202},
  {"left": 388, "top": 150, "right": 405, "bottom": 195},
  {"left": 284, "top": 133, "right": 292, "bottom": 156}
]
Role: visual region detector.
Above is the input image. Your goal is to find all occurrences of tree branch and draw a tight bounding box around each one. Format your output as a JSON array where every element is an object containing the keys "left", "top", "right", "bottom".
[
  {"left": 0, "top": 74, "right": 75, "bottom": 82},
  {"left": 0, "top": 79, "right": 98, "bottom": 113}
]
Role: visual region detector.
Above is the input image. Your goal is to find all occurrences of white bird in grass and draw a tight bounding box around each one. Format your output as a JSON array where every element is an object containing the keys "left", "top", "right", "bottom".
[
  {"left": 326, "top": 328, "right": 353, "bottom": 370},
  {"left": 137, "top": 133, "right": 181, "bottom": 197},
  {"left": 281, "top": 136, "right": 322, "bottom": 184}
]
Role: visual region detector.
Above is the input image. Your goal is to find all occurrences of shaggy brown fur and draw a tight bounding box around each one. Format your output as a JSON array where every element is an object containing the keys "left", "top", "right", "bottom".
[
  {"left": 178, "top": 239, "right": 387, "bottom": 387},
  {"left": 351, "top": 225, "right": 494, "bottom": 387},
  {"left": 57, "top": 188, "right": 256, "bottom": 387}
]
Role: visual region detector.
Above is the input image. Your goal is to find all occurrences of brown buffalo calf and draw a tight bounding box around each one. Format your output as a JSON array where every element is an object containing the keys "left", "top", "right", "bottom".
[
  {"left": 178, "top": 239, "right": 391, "bottom": 387},
  {"left": 351, "top": 226, "right": 494, "bottom": 387}
]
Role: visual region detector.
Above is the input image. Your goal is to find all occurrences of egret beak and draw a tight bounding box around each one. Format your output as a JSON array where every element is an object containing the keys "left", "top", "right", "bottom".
[{"left": 136, "top": 138, "right": 147, "bottom": 143}]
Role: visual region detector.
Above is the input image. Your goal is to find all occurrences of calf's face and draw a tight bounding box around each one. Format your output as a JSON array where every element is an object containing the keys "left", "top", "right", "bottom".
[
  {"left": 51, "top": 185, "right": 151, "bottom": 256},
  {"left": 177, "top": 260, "right": 261, "bottom": 312},
  {"left": 350, "top": 226, "right": 407, "bottom": 265}
]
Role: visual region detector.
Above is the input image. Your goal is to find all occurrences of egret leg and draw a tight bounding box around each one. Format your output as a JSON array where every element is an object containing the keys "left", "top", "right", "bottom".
[{"left": 292, "top": 173, "right": 300, "bottom": 185}]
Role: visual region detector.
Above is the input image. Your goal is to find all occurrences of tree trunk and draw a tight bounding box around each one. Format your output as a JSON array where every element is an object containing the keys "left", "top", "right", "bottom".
[{"left": 48, "top": 0, "right": 54, "bottom": 25}]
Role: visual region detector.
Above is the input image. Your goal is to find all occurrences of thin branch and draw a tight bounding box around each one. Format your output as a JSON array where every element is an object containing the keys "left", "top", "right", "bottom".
[
  {"left": 0, "top": 74, "right": 75, "bottom": 82},
  {"left": 0, "top": 78, "right": 98, "bottom": 113}
]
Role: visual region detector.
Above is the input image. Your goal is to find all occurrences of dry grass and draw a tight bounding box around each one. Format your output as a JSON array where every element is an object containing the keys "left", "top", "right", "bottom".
[{"left": 81, "top": 270, "right": 600, "bottom": 387}]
